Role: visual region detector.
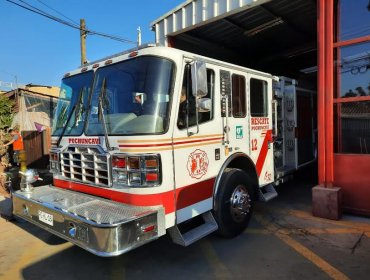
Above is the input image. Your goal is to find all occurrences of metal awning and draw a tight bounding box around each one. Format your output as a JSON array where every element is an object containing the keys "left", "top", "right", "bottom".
[
  {"left": 151, "top": 0, "right": 273, "bottom": 44},
  {"left": 152, "top": 0, "right": 317, "bottom": 82}
]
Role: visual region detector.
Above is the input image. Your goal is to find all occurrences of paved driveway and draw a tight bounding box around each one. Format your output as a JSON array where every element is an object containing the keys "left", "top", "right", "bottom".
[{"left": 0, "top": 178, "right": 369, "bottom": 280}]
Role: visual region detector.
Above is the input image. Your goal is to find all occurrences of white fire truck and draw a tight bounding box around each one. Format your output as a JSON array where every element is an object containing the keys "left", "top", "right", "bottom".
[{"left": 13, "top": 45, "right": 316, "bottom": 256}]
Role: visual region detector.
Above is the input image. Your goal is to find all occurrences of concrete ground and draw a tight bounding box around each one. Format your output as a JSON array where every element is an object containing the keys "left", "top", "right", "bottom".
[{"left": 0, "top": 173, "right": 369, "bottom": 280}]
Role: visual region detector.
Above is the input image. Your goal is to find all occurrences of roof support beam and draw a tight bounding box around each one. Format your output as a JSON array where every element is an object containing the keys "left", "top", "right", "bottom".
[{"left": 259, "top": 4, "right": 316, "bottom": 40}]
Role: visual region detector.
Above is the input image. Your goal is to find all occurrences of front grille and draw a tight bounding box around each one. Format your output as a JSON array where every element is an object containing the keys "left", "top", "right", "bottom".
[{"left": 60, "top": 146, "right": 111, "bottom": 187}]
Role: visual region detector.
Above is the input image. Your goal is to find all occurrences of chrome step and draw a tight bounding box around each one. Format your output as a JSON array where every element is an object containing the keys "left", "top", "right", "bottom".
[
  {"left": 13, "top": 185, "right": 165, "bottom": 257},
  {"left": 168, "top": 211, "right": 218, "bottom": 246},
  {"left": 258, "top": 184, "right": 278, "bottom": 202}
]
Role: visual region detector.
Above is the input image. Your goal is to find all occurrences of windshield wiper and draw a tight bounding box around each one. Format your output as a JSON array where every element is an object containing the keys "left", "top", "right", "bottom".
[
  {"left": 56, "top": 87, "right": 84, "bottom": 147},
  {"left": 70, "top": 88, "right": 85, "bottom": 128},
  {"left": 98, "top": 78, "right": 114, "bottom": 151}
]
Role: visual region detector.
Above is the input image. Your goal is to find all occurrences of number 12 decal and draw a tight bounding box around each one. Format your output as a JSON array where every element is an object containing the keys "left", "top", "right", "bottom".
[{"left": 251, "top": 139, "right": 258, "bottom": 151}]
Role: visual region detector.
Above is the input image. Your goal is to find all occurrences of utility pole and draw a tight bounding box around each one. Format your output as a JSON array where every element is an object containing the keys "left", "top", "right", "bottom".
[{"left": 80, "top": 19, "right": 87, "bottom": 66}]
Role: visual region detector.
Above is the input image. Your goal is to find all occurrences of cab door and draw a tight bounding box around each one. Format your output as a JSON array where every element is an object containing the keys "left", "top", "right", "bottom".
[
  {"left": 172, "top": 62, "right": 223, "bottom": 224},
  {"left": 248, "top": 74, "right": 274, "bottom": 186}
]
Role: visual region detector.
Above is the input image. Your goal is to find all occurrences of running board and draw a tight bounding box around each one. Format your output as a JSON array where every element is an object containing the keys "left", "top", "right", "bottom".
[
  {"left": 168, "top": 211, "right": 218, "bottom": 246},
  {"left": 258, "top": 184, "right": 278, "bottom": 202},
  {"left": 12, "top": 185, "right": 165, "bottom": 257}
]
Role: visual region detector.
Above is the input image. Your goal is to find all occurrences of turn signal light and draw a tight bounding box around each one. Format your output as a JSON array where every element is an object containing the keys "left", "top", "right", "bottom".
[{"left": 144, "top": 158, "right": 158, "bottom": 169}]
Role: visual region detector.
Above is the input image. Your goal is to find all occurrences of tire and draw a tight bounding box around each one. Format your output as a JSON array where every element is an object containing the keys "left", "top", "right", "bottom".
[{"left": 213, "top": 168, "right": 255, "bottom": 238}]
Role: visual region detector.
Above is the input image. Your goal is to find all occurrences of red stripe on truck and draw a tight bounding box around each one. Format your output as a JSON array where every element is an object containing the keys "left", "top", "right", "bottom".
[
  {"left": 255, "top": 130, "right": 273, "bottom": 177},
  {"left": 53, "top": 178, "right": 215, "bottom": 214}
]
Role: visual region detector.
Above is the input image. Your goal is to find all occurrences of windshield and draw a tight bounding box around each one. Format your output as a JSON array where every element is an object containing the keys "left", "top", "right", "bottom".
[
  {"left": 52, "top": 71, "right": 93, "bottom": 136},
  {"left": 85, "top": 56, "right": 174, "bottom": 135}
]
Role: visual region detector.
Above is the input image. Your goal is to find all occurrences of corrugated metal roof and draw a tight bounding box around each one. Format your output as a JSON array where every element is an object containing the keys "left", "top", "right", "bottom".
[
  {"left": 152, "top": 0, "right": 317, "bottom": 81},
  {"left": 151, "top": 0, "right": 273, "bottom": 43}
]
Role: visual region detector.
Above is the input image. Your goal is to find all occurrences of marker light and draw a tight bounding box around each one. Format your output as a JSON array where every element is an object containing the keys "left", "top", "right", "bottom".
[
  {"left": 144, "top": 158, "right": 158, "bottom": 169},
  {"left": 129, "top": 51, "right": 138, "bottom": 58}
]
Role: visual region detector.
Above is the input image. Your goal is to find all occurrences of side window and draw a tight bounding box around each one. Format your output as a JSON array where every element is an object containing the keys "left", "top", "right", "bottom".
[
  {"left": 232, "top": 74, "right": 246, "bottom": 118},
  {"left": 177, "top": 68, "right": 215, "bottom": 129},
  {"left": 202, "top": 69, "right": 215, "bottom": 122},
  {"left": 250, "top": 78, "right": 268, "bottom": 117}
]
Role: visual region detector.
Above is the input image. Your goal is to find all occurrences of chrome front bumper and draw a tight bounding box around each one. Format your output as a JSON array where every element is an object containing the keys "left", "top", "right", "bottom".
[{"left": 13, "top": 185, "right": 165, "bottom": 257}]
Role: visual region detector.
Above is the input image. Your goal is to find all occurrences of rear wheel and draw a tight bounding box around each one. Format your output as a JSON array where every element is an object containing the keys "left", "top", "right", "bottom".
[{"left": 213, "top": 168, "right": 255, "bottom": 238}]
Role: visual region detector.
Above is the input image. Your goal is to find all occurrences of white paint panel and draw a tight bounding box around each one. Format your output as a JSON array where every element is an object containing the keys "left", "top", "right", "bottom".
[
  {"left": 230, "top": 0, "right": 241, "bottom": 10},
  {"left": 203, "top": 0, "right": 215, "bottom": 21},
  {"left": 195, "top": 0, "right": 203, "bottom": 22},
  {"left": 175, "top": 9, "right": 183, "bottom": 32},
  {"left": 157, "top": 22, "right": 165, "bottom": 44},
  {"left": 165, "top": 212, "right": 176, "bottom": 228},
  {"left": 176, "top": 198, "right": 213, "bottom": 224},
  {"left": 218, "top": 0, "right": 228, "bottom": 14},
  {"left": 184, "top": 4, "right": 193, "bottom": 28},
  {"left": 167, "top": 16, "right": 174, "bottom": 34}
]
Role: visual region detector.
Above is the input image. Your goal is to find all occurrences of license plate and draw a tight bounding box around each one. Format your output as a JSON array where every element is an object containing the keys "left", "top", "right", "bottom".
[{"left": 38, "top": 210, "right": 54, "bottom": 226}]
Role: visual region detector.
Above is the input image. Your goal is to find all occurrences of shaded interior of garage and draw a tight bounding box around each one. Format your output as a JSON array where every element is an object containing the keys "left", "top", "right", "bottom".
[{"left": 168, "top": 0, "right": 317, "bottom": 90}]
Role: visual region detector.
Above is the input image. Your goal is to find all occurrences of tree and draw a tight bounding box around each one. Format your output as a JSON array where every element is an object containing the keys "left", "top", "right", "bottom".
[
  {"left": 0, "top": 94, "right": 14, "bottom": 175},
  {"left": 0, "top": 94, "right": 14, "bottom": 129},
  {"left": 355, "top": 86, "right": 367, "bottom": 96},
  {"left": 344, "top": 89, "right": 357, "bottom": 97}
]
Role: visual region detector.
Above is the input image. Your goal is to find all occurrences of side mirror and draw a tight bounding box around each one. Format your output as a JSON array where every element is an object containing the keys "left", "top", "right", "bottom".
[
  {"left": 132, "top": 92, "right": 146, "bottom": 105},
  {"left": 198, "top": 98, "right": 211, "bottom": 112},
  {"left": 191, "top": 61, "right": 208, "bottom": 98}
]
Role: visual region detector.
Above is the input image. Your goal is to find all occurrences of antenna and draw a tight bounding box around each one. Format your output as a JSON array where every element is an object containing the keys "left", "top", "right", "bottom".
[{"left": 137, "top": 26, "right": 142, "bottom": 47}]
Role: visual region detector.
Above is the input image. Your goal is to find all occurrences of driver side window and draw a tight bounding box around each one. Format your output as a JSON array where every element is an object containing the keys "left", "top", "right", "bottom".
[{"left": 177, "top": 68, "right": 215, "bottom": 129}]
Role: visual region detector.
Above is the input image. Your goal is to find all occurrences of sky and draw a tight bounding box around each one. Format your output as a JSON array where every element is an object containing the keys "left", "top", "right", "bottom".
[{"left": 0, "top": 0, "right": 184, "bottom": 89}]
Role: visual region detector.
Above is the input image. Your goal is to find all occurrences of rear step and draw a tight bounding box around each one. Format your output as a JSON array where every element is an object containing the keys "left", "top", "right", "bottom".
[
  {"left": 168, "top": 211, "right": 218, "bottom": 246},
  {"left": 13, "top": 185, "right": 165, "bottom": 257},
  {"left": 258, "top": 184, "right": 278, "bottom": 202}
]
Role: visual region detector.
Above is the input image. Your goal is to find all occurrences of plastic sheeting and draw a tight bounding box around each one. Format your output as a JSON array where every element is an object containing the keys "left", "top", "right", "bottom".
[{"left": 11, "top": 93, "right": 57, "bottom": 131}]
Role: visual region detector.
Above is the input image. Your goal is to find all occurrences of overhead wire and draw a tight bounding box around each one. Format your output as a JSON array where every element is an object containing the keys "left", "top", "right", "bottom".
[
  {"left": 34, "top": 0, "right": 80, "bottom": 26},
  {"left": 5, "top": 0, "right": 136, "bottom": 44}
]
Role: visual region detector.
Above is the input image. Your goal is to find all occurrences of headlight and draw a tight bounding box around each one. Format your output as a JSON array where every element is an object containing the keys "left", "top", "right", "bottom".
[
  {"left": 111, "top": 154, "right": 161, "bottom": 187},
  {"left": 49, "top": 150, "right": 60, "bottom": 173}
]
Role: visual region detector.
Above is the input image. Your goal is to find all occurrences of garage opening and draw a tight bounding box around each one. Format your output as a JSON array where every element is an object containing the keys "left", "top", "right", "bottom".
[{"left": 152, "top": 0, "right": 319, "bottom": 183}]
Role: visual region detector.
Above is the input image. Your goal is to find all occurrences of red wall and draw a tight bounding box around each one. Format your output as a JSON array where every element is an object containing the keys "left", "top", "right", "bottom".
[{"left": 334, "top": 154, "right": 370, "bottom": 215}]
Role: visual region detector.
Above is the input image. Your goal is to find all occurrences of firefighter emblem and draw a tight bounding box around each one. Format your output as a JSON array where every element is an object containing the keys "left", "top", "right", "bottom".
[{"left": 187, "top": 149, "right": 209, "bottom": 179}]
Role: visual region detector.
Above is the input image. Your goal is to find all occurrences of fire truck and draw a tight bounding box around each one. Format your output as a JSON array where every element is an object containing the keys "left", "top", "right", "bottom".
[{"left": 12, "top": 45, "right": 316, "bottom": 256}]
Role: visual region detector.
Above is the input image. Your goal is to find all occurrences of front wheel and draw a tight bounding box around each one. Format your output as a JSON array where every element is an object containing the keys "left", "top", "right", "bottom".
[{"left": 213, "top": 168, "right": 255, "bottom": 238}]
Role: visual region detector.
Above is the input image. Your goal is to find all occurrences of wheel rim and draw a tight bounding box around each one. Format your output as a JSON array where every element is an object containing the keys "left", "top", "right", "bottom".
[{"left": 230, "top": 185, "right": 251, "bottom": 223}]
